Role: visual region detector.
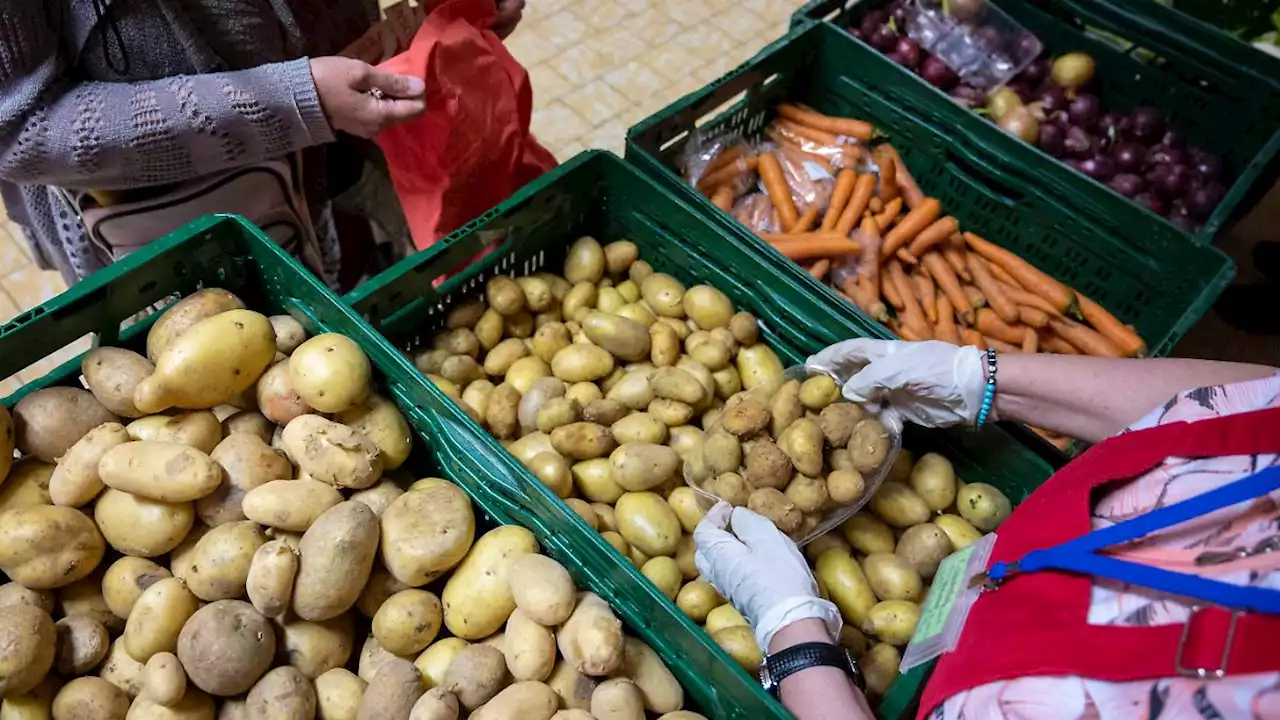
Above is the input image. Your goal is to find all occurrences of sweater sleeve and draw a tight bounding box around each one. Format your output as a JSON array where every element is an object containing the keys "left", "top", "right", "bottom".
[{"left": 0, "top": 2, "right": 336, "bottom": 191}]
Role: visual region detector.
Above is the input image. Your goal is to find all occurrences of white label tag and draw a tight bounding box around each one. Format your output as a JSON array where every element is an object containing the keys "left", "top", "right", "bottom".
[
  {"left": 803, "top": 161, "right": 834, "bottom": 182},
  {"left": 900, "top": 532, "right": 997, "bottom": 672}
]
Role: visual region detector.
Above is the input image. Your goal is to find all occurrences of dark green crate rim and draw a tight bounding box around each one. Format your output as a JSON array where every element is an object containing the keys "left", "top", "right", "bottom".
[
  {"left": 786, "top": 0, "right": 1280, "bottom": 246},
  {"left": 623, "top": 21, "right": 1234, "bottom": 366},
  {"left": 346, "top": 150, "right": 1056, "bottom": 720},
  {"left": 0, "top": 214, "right": 737, "bottom": 720}
]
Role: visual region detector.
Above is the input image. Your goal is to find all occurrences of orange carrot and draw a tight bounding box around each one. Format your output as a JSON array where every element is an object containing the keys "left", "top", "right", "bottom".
[
  {"left": 1040, "top": 333, "right": 1080, "bottom": 355},
  {"left": 987, "top": 261, "right": 1024, "bottom": 290},
  {"left": 711, "top": 186, "right": 734, "bottom": 211},
  {"left": 789, "top": 206, "right": 820, "bottom": 233},
  {"left": 962, "top": 284, "right": 986, "bottom": 310},
  {"left": 896, "top": 248, "right": 917, "bottom": 265},
  {"left": 877, "top": 145, "right": 925, "bottom": 208},
  {"left": 808, "top": 258, "right": 831, "bottom": 280},
  {"left": 876, "top": 153, "right": 899, "bottom": 202},
  {"left": 942, "top": 243, "right": 971, "bottom": 281},
  {"left": 836, "top": 173, "right": 877, "bottom": 236},
  {"left": 984, "top": 336, "right": 1022, "bottom": 353},
  {"left": 1018, "top": 305, "right": 1050, "bottom": 328},
  {"left": 822, "top": 169, "right": 858, "bottom": 231},
  {"left": 1047, "top": 317, "right": 1123, "bottom": 357},
  {"left": 765, "top": 235, "right": 861, "bottom": 260},
  {"left": 964, "top": 232, "right": 1074, "bottom": 313},
  {"left": 860, "top": 277, "right": 889, "bottom": 322},
  {"left": 921, "top": 252, "right": 973, "bottom": 325},
  {"left": 975, "top": 308, "right": 1025, "bottom": 345},
  {"left": 881, "top": 266, "right": 904, "bottom": 309},
  {"left": 1021, "top": 326, "right": 1039, "bottom": 353},
  {"left": 855, "top": 216, "right": 883, "bottom": 291},
  {"left": 913, "top": 269, "right": 938, "bottom": 323},
  {"left": 872, "top": 197, "right": 902, "bottom": 229},
  {"left": 935, "top": 295, "right": 962, "bottom": 344},
  {"left": 869, "top": 197, "right": 884, "bottom": 213},
  {"left": 888, "top": 260, "right": 931, "bottom": 339},
  {"left": 758, "top": 153, "right": 799, "bottom": 230},
  {"left": 1077, "top": 293, "right": 1147, "bottom": 358},
  {"left": 760, "top": 231, "right": 859, "bottom": 246},
  {"left": 702, "top": 145, "right": 748, "bottom": 178},
  {"left": 899, "top": 323, "right": 930, "bottom": 342},
  {"left": 696, "top": 157, "right": 758, "bottom": 193},
  {"left": 968, "top": 255, "right": 1019, "bottom": 324},
  {"left": 1000, "top": 285, "right": 1062, "bottom": 317},
  {"left": 905, "top": 216, "right": 960, "bottom": 257},
  {"left": 777, "top": 103, "right": 874, "bottom": 143},
  {"left": 960, "top": 328, "right": 987, "bottom": 349},
  {"left": 881, "top": 198, "right": 942, "bottom": 259},
  {"left": 774, "top": 118, "right": 843, "bottom": 148}
]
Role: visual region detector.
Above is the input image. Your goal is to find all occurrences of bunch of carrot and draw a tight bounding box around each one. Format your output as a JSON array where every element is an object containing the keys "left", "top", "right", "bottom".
[{"left": 690, "top": 105, "right": 1148, "bottom": 367}]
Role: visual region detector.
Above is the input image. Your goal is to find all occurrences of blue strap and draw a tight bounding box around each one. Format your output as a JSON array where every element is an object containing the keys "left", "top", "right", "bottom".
[{"left": 986, "top": 465, "right": 1280, "bottom": 613}]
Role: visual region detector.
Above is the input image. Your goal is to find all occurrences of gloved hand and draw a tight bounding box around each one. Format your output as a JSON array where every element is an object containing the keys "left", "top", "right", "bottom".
[
  {"left": 694, "top": 502, "right": 841, "bottom": 653},
  {"left": 806, "top": 339, "right": 987, "bottom": 428}
]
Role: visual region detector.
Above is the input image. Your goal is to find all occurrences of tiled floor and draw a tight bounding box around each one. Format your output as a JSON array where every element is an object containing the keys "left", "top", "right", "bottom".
[{"left": 0, "top": 0, "right": 806, "bottom": 392}]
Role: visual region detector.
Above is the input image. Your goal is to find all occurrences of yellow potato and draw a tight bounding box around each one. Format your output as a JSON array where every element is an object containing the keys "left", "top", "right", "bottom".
[
  {"left": 957, "top": 482, "right": 1013, "bottom": 531},
  {"left": 0, "top": 605, "right": 55, "bottom": 697},
  {"left": 379, "top": 482, "right": 475, "bottom": 587},
  {"left": 799, "top": 374, "right": 841, "bottom": 411},
  {"left": 48, "top": 421, "right": 129, "bottom": 507},
  {"left": 487, "top": 275, "right": 526, "bottom": 316},
  {"left": 711, "top": 626, "right": 761, "bottom": 673},
  {"left": 564, "top": 498, "right": 599, "bottom": 530},
  {"left": 519, "top": 377, "right": 568, "bottom": 434},
  {"left": 815, "top": 548, "right": 877, "bottom": 625},
  {"left": 933, "top": 513, "right": 984, "bottom": 550},
  {"left": 127, "top": 688, "right": 216, "bottom": 719},
  {"left": 777, "top": 417, "right": 824, "bottom": 477},
  {"left": 502, "top": 609, "right": 557, "bottom": 683},
  {"left": 603, "top": 240, "right": 638, "bottom": 276},
  {"left": 293, "top": 502, "right": 380, "bottom": 621},
  {"left": 282, "top": 414, "right": 382, "bottom": 490},
  {"left": 373, "top": 589, "right": 443, "bottom": 656},
  {"left": 747, "top": 488, "right": 803, "bottom": 534},
  {"left": 682, "top": 285, "right": 733, "bottom": 330},
  {"left": 895, "top": 523, "right": 954, "bottom": 579},
  {"left": 674, "top": 579, "right": 722, "bottom": 623},
  {"left": 848, "top": 417, "right": 892, "bottom": 474},
  {"left": 356, "top": 564, "right": 408, "bottom": 618},
  {"left": 286, "top": 333, "right": 373, "bottom": 414},
  {"left": 0, "top": 505, "right": 104, "bottom": 588},
  {"left": 484, "top": 383, "right": 521, "bottom": 439},
  {"left": 572, "top": 459, "right": 624, "bottom": 504},
  {"left": 615, "top": 492, "right": 681, "bottom": 557},
  {"left": 100, "top": 638, "right": 146, "bottom": 698},
  {"left": 650, "top": 367, "right": 708, "bottom": 408},
  {"left": 348, "top": 479, "right": 406, "bottom": 517},
  {"left": 648, "top": 322, "right": 679, "bottom": 367},
  {"left": 785, "top": 473, "right": 830, "bottom": 513},
  {"left": 462, "top": 379, "right": 496, "bottom": 419},
  {"left": 517, "top": 276, "right": 555, "bottom": 313},
  {"left": 869, "top": 482, "right": 932, "bottom": 528},
  {"left": 583, "top": 311, "right": 650, "bottom": 362},
  {"left": 246, "top": 665, "right": 318, "bottom": 720},
  {"left": 242, "top": 479, "right": 343, "bottom": 532},
  {"left": 863, "top": 552, "right": 924, "bottom": 603},
  {"left": 414, "top": 638, "right": 470, "bottom": 690},
  {"left": 124, "top": 577, "right": 199, "bottom": 663},
  {"left": 861, "top": 600, "right": 920, "bottom": 646},
  {"left": 100, "top": 557, "right": 171, "bottom": 621},
  {"left": 82, "top": 347, "right": 155, "bottom": 419},
  {"left": 197, "top": 433, "right": 293, "bottom": 526},
  {"left": 861, "top": 642, "right": 901, "bottom": 696},
  {"left": 472, "top": 309, "right": 504, "bottom": 351},
  {"left": 246, "top": 539, "right": 298, "bottom": 619},
  {"left": 551, "top": 422, "right": 617, "bottom": 461},
  {"left": 441, "top": 645, "right": 507, "bottom": 710},
  {"left": 804, "top": 533, "right": 851, "bottom": 564},
  {"left": 550, "top": 345, "right": 615, "bottom": 384},
  {"left": 505, "top": 356, "right": 553, "bottom": 395},
  {"left": 134, "top": 309, "right": 275, "bottom": 414},
  {"left": 605, "top": 371, "right": 654, "bottom": 411},
  {"left": 145, "top": 289, "right": 245, "bottom": 363},
  {"left": 277, "top": 613, "right": 355, "bottom": 679},
  {"left": 609, "top": 443, "right": 679, "bottom": 492},
  {"left": 315, "top": 668, "right": 366, "bottom": 720},
  {"left": 531, "top": 323, "right": 573, "bottom": 364},
  {"left": 13, "top": 387, "right": 118, "bottom": 463},
  {"left": 509, "top": 554, "right": 576, "bottom": 626},
  {"left": 441, "top": 526, "right": 538, "bottom": 640},
  {"left": 826, "top": 468, "right": 867, "bottom": 506},
  {"left": 909, "top": 452, "right": 958, "bottom": 511},
  {"left": 558, "top": 592, "right": 624, "bottom": 677},
  {"left": 562, "top": 282, "right": 598, "bottom": 323},
  {"left": 640, "top": 274, "right": 686, "bottom": 319},
  {"left": 647, "top": 399, "right": 694, "bottom": 427},
  {"left": 735, "top": 345, "right": 783, "bottom": 391},
  {"left": 96, "top": 489, "right": 193, "bottom": 558},
  {"left": 666, "top": 487, "right": 707, "bottom": 534},
  {"left": 528, "top": 451, "right": 573, "bottom": 498},
  {"left": 255, "top": 361, "right": 314, "bottom": 426},
  {"left": 565, "top": 236, "right": 606, "bottom": 284},
  {"left": 336, "top": 394, "right": 412, "bottom": 471},
  {"left": 99, "top": 441, "right": 222, "bottom": 502},
  {"left": 640, "top": 557, "right": 682, "bottom": 601},
  {"left": 184, "top": 521, "right": 267, "bottom": 601},
  {"left": 126, "top": 411, "right": 223, "bottom": 454},
  {"left": 841, "top": 513, "right": 896, "bottom": 555},
  {"left": 706, "top": 472, "right": 750, "bottom": 507},
  {"left": 705, "top": 604, "right": 748, "bottom": 634},
  {"left": 611, "top": 413, "right": 666, "bottom": 446}
]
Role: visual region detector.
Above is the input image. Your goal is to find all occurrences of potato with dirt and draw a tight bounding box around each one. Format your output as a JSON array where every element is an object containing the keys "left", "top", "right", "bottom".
[
  {"left": 293, "top": 501, "right": 380, "bottom": 621},
  {"left": 183, "top": 521, "right": 266, "bottom": 601},
  {"left": 242, "top": 479, "right": 342, "bottom": 532},
  {"left": 13, "top": 386, "right": 118, "bottom": 463},
  {"left": 583, "top": 311, "right": 650, "bottom": 362},
  {"left": 177, "top": 600, "right": 275, "bottom": 696},
  {"left": 609, "top": 443, "right": 679, "bottom": 492},
  {"left": 54, "top": 614, "right": 109, "bottom": 674},
  {"left": 123, "top": 577, "right": 200, "bottom": 663},
  {"left": 372, "top": 589, "right": 443, "bottom": 656},
  {"left": 508, "top": 554, "right": 576, "bottom": 626},
  {"left": 255, "top": 361, "right": 313, "bottom": 425},
  {"left": 199, "top": 433, "right": 294, "bottom": 526},
  {"left": 381, "top": 481, "right": 476, "bottom": 586},
  {"left": 282, "top": 414, "right": 382, "bottom": 490},
  {"left": 957, "top": 482, "right": 1013, "bottom": 531},
  {"left": 442, "top": 645, "right": 508, "bottom": 711},
  {"left": 94, "top": 489, "right": 193, "bottom": 558},
  {"left": 82, "top": 347, "right": 155, "bottom": 419},
  {"left": 145, "top": 288, "right": 245, "bottom": 362},
  {"left": 247, "top": 665, "right": 318, "bottom": 720},
  {"left": 0, "top": 605, "right": 55, "bottom": 696},
  {"left": 99, "top": 441, "right": 223, "bottom": 502},
  {"left": 336, "top": 394, "right": 412, "bottom": 470},
  {"left": 557, "top": 592, "right": 624, "bottom": 677},
  {"left": 0, "top": 504, "right": 105, "bottom": 588},
  {"left": 48, "top": 421, "right": 130, "bottom": 507},
  {"left": 747, "top": 488, "right": 802, "bottom": 534},
  {"left": 550, "top": 422, "right": 617, "bottom": 461}
]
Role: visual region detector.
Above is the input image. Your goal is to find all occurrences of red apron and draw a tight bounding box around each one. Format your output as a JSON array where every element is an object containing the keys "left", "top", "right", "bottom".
[{"left": 919, "top": 407, "right": 1280, "bottom": 718}]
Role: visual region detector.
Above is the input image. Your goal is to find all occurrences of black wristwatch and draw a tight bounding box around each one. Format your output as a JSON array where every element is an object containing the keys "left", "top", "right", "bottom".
[{"left": 760, "top": 642, "right": 865, "bottom": 697}]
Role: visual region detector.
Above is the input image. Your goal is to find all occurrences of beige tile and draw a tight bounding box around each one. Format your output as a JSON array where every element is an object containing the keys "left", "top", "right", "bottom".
[
  {"left": 18, "top": 334, "right": 91, "bottom": 386},
  {"left": 0, "top": 226, "right": 31, "bottom": 278},
  {"left": 643, "top": 41, "right": 704, "bottom": 82},
  {"left": 527, "top": 63, "right": 575, "bottom": 103},
  {"left": 604, "top": 60, "right": 671, "bottom": 106},
  {"left": 632, "top": 8, "right": 683, "bottom": 46},
  {"left": 575, "top": 0, "right": 633, "bottom": 30},
  {"left": 615, "top": 0, "right": 650, "bottom": 14},
  {"left": 660, "top": 0, "right": 715, "bottom": 26},
  {"left": 561, "top": 81, "right": 634, "bottom": 126},
  {"left": 2, "top": 265, "right": 66, "bottom": 311},
  {"left": 0, "top": 288, "right": 19, "bottom": 323},
  {"left": 553, "top": 140, "right": 589, "bottom": 163},
  {"left": 704, "top": 0, "right": 740, "bottom": 11},
  {"left": 682, "top": 25, "right": 738, "bottom": 64},
  {"left": 504, "top": 24, "right": 559, "bottom": 67},
  {"left": 583, "top": 118, "right": 630, "bottom": 157},
  {"left": 545, "top": 44, "right": 610, "bottom": 86},
  {"left": 713, "top": 10, "right": 770, "bottom": 42},
  {"left": 533, "top": 9, "right": 592, "bottom": 50},
  {"left": 584, "top": 26, "right": 649, "bottom": 67},
  {"left": 531, "top": 102, "right": 595, "bottom": 150}
]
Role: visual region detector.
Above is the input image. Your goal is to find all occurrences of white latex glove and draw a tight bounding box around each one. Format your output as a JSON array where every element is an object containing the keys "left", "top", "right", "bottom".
[
  {"left": 694, "top": 502, "right": 841, "bottom": 653},
  {"left": 806, "top": 339, "right": 986, "bottom": 428}
]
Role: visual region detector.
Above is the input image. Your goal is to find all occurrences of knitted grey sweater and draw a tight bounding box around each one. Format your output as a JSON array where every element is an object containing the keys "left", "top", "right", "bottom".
[{"left": 0, "top": 0, "right": 378, "bottom": 281}]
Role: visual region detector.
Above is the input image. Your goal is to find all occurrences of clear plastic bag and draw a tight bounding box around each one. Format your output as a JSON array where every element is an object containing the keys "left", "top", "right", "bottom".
[
  {"left": 731, "top": 193, "right": 776, "bottom": 234},
  {"left": 906, "top": 0, "right": 1042, "bottom": 90},
  {"left": 774, "top": 145, "right": 835, "bottom": 216},
  {"left": 683, "top": 365, "right": 901, "bottom": 545}
]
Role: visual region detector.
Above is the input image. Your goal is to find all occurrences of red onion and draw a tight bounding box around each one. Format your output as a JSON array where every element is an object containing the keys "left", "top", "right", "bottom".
[
  {"left": 1108, "top": 173, "right": 1145, "bottom": 197},
  {"left": 859, "top": 11, "right": 887, "bottom": 38},
  {"left": 1133, "top": 191, "right": 1167, "bottom": 216},
  {"left": 1111, "top": 142, "right": 1145, "bottom": 173},
  {"left": 1159, "top": 129, "right": 1184, "bottom": 150},
  {"left": 1033, "top": 83, "right": 1068, "bottom": 114},
  {"left": 1146, "top": 145, "right": 1187, "bottom": 168},
  {"left": 1184, "top": 183, "right": 1225, "bottom": 221},
  {"left": 869, "top": 25, "right": 899, "bottom": 52},
  {"left": 1192, "top": 153, "right": 1223, "bottom": 183},
  {"left": 922, "top": 55, "right": 960, "bottom": 90},
  {"left": 1067, "top": 93, "right": 1101, "bottom": 129},
  {"left": 1146, "top": 163, "right": 1191, "bottom": 200},
  {"left": 1020, "top": 58, "right": 1050, "bottom": 86},
  {"left": 1079, "top": 155, "right": 1117, "bottom": 182},
  {"left": 1127, "top": 107, "right": 1165, "bottom": 144},
  {"left": 1064, "top": 126, "right": 1097, "bottom": 158},
  {"left": 894, "top": 37, "right": 922, "bottom": 70},
  {"left": 1037, "top": 123, "right": 1066, "bottom": 157}
]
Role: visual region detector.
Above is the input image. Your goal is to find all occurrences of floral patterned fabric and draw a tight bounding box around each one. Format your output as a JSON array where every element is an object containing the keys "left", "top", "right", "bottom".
[{"left": 933, "top": 373, "right": 1280, "bottom": 720}]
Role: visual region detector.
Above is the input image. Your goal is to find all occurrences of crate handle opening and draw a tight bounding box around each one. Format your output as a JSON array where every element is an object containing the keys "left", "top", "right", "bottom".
[
  {"left": 659, "top": 129, "right": 690, "bottom": 154},
  {"left": 696, "top": 89, "right": 749, "bottom": 129}
]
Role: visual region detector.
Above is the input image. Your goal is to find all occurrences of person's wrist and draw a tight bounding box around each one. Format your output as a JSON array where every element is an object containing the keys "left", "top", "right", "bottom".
[{"left": 768, "top": 618, "right": 836, "bottom": 654}]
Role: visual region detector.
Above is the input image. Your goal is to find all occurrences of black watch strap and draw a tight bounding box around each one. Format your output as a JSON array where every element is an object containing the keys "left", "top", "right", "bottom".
[{"left": 762, "top": 642, "right": 865, "bottom": 696}]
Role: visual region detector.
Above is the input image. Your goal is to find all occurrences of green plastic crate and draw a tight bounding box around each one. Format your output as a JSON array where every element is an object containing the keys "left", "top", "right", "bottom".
[
  {"left": 0, "top": 214, "right": 730, "bottom": 720},
  {"left": 346, "top": 150, "right": 1056, "bottom": 720},
  {"left": 625, "top": 22, "right": 1235, "bottom": 361},
  {"left": 788, "top": 0, "right": 1280, "bottom": 245}
]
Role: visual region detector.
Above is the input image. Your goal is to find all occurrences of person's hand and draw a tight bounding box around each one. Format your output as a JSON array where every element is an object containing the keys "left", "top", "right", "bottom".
[
  {"left": 694, "top": 502, "right": 841, "bottom": 652},
  {"left": 492, "top": 0, "right": 526, "bottom": 39},
  {"left": 310, "top": 57, "right": 426, "bottom": 139},
  {"left": 806, "top": 339, "right": 986, "bottom": 427}
]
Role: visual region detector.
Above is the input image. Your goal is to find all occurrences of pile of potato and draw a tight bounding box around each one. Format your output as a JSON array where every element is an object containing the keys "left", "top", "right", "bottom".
[
  {"left": 686, "top": 369, "right": 894, "bottom": 540},
  {"left": 416, "top": 237, "right": 826, "bottom": 671},
  {"left": 805, "top": 450, "right": 1013, "bottom": 697},
  {"left": 0, "top": 288, "right": 702, "bottom": 720}
]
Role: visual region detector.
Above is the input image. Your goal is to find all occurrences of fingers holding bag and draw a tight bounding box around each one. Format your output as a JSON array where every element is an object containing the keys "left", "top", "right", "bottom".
[{"left": 310, "top": 57, "right": 426, "bottom": 138}]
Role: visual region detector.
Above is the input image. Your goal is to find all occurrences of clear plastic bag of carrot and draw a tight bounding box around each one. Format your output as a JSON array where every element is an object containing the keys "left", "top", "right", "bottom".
[{"left": 684, "top": 103, "right": 1148, "bottom": 362}]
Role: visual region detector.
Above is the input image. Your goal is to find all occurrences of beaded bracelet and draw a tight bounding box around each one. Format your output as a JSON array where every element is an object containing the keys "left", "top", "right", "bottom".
[{"left": 976, "top": 348, "right": 997, "bottom": 428}]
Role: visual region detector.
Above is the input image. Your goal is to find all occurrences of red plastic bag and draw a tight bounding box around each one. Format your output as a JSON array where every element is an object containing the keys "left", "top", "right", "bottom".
[{"left": 376, "top": 0, "right": 557, "bottom": 250}]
